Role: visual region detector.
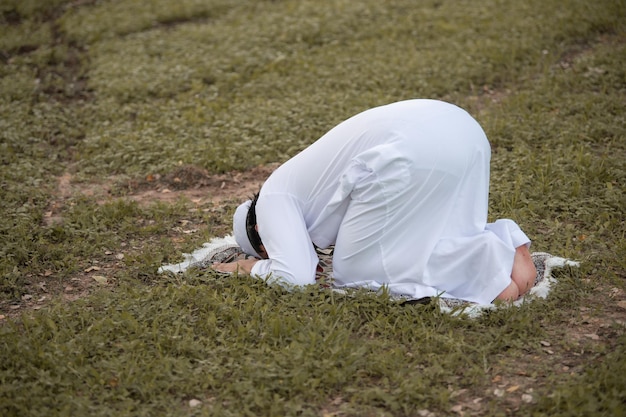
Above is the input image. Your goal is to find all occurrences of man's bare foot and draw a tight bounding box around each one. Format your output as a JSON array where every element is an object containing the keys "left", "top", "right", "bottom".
[
  {"left": 495, "top": 245, "right": 536, "bottom": 302},
  {"left": 511, "top": 245, "right": 536, "bottom": 297},
  {"left": 496, "top": 280, "right": 520, "bottom": 302}
]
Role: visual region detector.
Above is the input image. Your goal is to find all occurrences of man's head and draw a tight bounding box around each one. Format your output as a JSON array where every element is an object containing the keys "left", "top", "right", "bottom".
[{"left": 233, "top": 194, "right": 266, "bottom": 258}]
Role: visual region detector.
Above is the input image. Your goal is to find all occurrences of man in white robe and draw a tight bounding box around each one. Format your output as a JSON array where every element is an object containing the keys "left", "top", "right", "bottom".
[{"left": 213, "top": 99, "right": 536, "bottom": 304}]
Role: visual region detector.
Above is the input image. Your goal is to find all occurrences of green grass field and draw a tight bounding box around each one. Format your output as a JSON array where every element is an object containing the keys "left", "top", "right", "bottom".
[{"left": 1, "top": 0, "right": 625, "bottom": 415}]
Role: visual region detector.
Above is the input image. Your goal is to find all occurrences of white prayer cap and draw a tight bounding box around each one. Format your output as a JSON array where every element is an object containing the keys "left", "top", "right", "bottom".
[{"left": 233, "top": 200, "right": 260, "bottom": 258}]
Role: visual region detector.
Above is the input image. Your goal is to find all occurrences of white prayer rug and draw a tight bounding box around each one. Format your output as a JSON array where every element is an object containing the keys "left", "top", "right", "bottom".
[{"left": 158, "top": 235, "right": 579, "bottom": 318}]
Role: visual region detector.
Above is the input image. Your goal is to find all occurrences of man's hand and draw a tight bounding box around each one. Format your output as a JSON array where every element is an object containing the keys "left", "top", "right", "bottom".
[{"left": 211, "top": 258, "right": 259, "bottom": 274}]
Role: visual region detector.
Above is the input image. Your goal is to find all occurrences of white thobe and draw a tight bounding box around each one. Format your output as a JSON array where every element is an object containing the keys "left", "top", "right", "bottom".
[{"left": 249, "top": 99, "right": 530, "bottom": 304}]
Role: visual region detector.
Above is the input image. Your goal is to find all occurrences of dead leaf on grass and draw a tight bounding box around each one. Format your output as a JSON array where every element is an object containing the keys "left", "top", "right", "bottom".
[
  {"left": 583, "top": 333, "right": 600, "bottom": 340},
  {"left": 92, "top": 275, "right": 108, "bottom": 285},
  {"left": 84, "top": 266, "right": 101, "bottom": 272}
]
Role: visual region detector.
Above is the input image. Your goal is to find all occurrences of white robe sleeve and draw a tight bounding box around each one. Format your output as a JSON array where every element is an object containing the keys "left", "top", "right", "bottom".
[{"left": 249, "top": 193, "right": 318, "bottom": 287}]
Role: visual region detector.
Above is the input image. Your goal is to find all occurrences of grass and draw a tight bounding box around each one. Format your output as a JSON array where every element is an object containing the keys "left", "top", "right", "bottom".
[{"left": 1, "top": 0, "right": 625, "bottom": 415}]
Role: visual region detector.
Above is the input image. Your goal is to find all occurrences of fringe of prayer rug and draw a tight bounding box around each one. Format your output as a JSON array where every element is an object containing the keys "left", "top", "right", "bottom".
[{"left": 158, "top": 235, "right": 579, "bottom": 318}]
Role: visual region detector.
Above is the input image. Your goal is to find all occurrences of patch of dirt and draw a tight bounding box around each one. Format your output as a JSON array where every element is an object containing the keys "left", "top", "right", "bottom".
[
  {"left": 126, "top": 164, "right": 277, "bottom": 206},
  {"left": 43, "top": 164, "right": 278, "bottom": 226},
  {"left": 5, "top": 254, "right": 127, "bottom": 318},
  {"left": 465, "top": 84, "right": 512, "bottom": 115}
]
